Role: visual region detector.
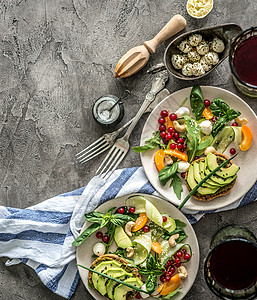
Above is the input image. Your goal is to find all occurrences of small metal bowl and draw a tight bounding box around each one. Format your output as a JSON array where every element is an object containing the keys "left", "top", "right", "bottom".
[{"left": 164, "top": 23, "right": 242, "bottom": 81}]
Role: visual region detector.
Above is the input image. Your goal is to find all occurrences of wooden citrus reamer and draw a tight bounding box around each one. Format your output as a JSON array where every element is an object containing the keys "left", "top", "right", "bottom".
[{"left": 114, "top": 14, "right": 186, "bottom": 78}]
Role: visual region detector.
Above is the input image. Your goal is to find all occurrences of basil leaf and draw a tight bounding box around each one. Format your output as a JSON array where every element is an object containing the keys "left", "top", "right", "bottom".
[
  {"left": 158, "top": 162, "right": 178, "bottom": 186},
  {"left": 146, "top": 274, "right": 157, "bottom": 294},
  {"left": 146, "top": 253, "right": 157, "bottom": 270},
  {"left": 152, "top": 269, "right": 163, "bottom": 276},
  {"left": 170, "top": 173, "right": 183, "bottom": 200},
  {"left": 72, "top": 223, "right": 100, "bottom": 247},
  {"left": 212, "top": 116, "right": 227, "bottom": 137},
  {"left": 197, "top": 138, "right": 211, "bottom": 150},
  {"left": 175, "top": 219, "right": 187, "bottom": 229},
  {"left": 110, "top": 218, "right": 127, "bottom": 226},
  {"left": 100, "top": 218, "right": 109, "bottom": 228},
  {"left": 210, "top": 98, "right": 230, "bottom": 117},
  {"left": 226, "top": 108, "right": 241, "bottom": 121},
  {"left": 133, "top": 131, "right": 162, "bottom": 153},
  {"left": 111, "top": 214, "right": 133, "bottom": 221},
  {"left": 184, "top": 116, "right": 200, "bottom": 163},
  {"left": 190, "top": 86, "right": 205, "bottom": 120},
  {"left": 106, "top": 207, "right": 117, "bottom": 215},
  {"left": 85, "top": 212, "right": 104, "bottom": 223},
  {"left": 138, "top": 268, "right": 150, "bottom": 275}
]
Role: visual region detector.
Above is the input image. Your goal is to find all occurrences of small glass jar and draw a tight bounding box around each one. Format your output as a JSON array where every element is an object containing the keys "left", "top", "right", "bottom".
[
  {"left": 229, "top": 27, "right": 257, "bottom": 97},
  {"left": 92, "top": 95, "right": 124, "bottom": 127},
  {"left": 204, "top": 225, "right": 257, "bottom": 299}
]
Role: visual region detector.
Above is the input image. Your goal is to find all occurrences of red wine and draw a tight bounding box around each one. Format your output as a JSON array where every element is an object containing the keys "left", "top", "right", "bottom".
[
  {"left": 209, "top": 240, "right": 257, "bottom": 290},
  {"left": 234, "top": 36, "right": 257, "bottom": 86}
]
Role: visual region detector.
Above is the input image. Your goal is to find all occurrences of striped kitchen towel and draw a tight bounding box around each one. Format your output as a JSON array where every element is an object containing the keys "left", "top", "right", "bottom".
[{"left": 0, "top": 166, "right": 256, "bottom": 299}]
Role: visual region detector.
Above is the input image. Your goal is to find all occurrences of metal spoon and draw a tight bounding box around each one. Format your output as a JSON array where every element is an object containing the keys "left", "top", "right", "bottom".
[
  {"left": 108, "top": 89, "right": 131, "bottom": 111},
  {"left": 164, "top": 23, "right": 243, "bottom": 80}
]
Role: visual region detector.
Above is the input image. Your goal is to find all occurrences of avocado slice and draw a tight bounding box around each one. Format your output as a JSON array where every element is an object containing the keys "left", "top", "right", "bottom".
[
  {"left": 187, "top": 165, "right": 197, "bottom": 190},
  {"left": 199, "top": 161, "right": 222, "bottom": 187},
  {"left": 211, "top": 173, "right": 237, "bottom": 185},
  {"left": 97, "top": 268, "right": 128, "bottom": 296},
  {"left": 92, "top": 261, "right": 121, "bottom": 289},
  {"left": 107, "top": 274, "right": 133, "bottom": 299},
  {"left": 206, "top": 153, "right": 239, "bottom": 178},
  {"left": 197, "top": 186, "right": 220, "bottom": 195},
  {"left": 211, "top": 126, "right": 235, "bottom": 153},
  {"left": 113, "top": 277, "right": 143, "bottom": 300},
  {"left": 114, "top": 226, "right": 132, "bottom": 249},
  {"left": 193, "top": 162, "right": 202, "bottom": 183}
]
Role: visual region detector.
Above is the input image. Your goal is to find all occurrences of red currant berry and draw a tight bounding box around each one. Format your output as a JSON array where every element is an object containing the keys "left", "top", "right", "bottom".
[
  {"left": 161, "top": 110, "right": 168, "bottom": 118},
  {"left": 160, "top": 275, "right": 166, "bottom": 282},
  {"left": 166, "top": 133, "right": 172, "bottom": 141},
  {"left": 117, "top": 207, "right": 125, "bottom": 214},
  {"left": 170, "top": 143, "right": 176, "bottom": 150},
  {"left": 232, "top": 122, "right": 238, "bottom": 126},
  {"left": 167, "top": 127, "right": 174, "bottom": 134},
  {"left": 143, "top": 225, "right": 150, "bottom": 233},
  {"left": 204, "top": 99, "right": 211, "bottom": 107},
  {"left": 165, "top": 275, "right": 171, "bottom": 282},
  {"left": 163, "top": 138, "right": 168, "bottom": 144},
  {"left": 181, "top": 172, "right": 186, "bottom": 178},
  {"left": 159, "top": 124, "right": 166, "bottom": 132},
  {"left": 169, "top": 113, "right": 177, "bottom": 121},
  {"left": 173, "top": 132, "right": 179, "bottom": 140},
  {"left": 211, "top": 116, "right": 218, "bottom": 122},
  {"left": 177, "top": 137, "right": 184, "bottom": 144},
  {"left": 160, "top": 131, "right": 166, "bottom": 139},
  {"left": 162, "top": 216, "right": 167, "bottom": 222},
  {"left": 102, "top": 235, "right": 110, "bottom": 243},
  {"left": 158, "top": 117, "right": 165, "bottom": 125},
  {"left": 167, "top": 271, "right": 172, "bottom": 276},
  {"left": 177, "top": 143, "right": 183, "bottom": 150},
  {"left": 96, "top": 231, "right": 103, "bottom": 239},
  {"left": 230, "top": 148, "right": 236, "bottom": 155},
  {"left": 175, "top": 262, "right": 181, "bottom": 267},
  {"left": 182, "top": 143, "right": 187, "bottom": 150},
  {"left": 129, "top": 207, "right": 135, "bottom": 213},
  {"left": 135, "top": 292, "right": 142, "bottom": 299},
  {"left": 170, "top": 267, "right": 175, "bottom": 274},
  {"left": 176, "top": 251, "right": 183, "bottom": 258},
  {"left": 175, "top": 257, "right": 181, "bottom": 264},
  {"left": 184, "top": 253, "right": 191, "bottom": 261},
  {"left": 182, "top": 249, "right": 187, "bottom": 254},
  {"left": 180, "top": 148, "right": 184, "bottom": 152}
]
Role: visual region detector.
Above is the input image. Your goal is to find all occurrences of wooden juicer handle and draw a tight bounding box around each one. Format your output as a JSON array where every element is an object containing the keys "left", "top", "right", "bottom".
[{"left": 143, "top": 14, "right": 187, "bottom": 54}]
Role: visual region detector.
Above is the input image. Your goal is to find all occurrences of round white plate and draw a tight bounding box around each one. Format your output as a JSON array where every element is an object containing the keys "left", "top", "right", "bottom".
[
  {"left": 76, "top": 193, "right": 200, "bottom": 300},
  {"left": 140, "top": 86, "right": 257, "bottom": 211}
]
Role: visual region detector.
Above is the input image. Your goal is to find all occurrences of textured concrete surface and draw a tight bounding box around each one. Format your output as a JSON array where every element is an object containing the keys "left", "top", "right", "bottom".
[{"left": 0, "top": 0, "right": 256, "bottom": 299}]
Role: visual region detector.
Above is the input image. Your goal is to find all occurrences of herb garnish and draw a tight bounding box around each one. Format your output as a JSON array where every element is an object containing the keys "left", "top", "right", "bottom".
[
  {"left": 190, "top": 86, "right": 205, "bottom": 120},
  {"left": 133, "top": 131, "right": 163, "bottom": 153}
]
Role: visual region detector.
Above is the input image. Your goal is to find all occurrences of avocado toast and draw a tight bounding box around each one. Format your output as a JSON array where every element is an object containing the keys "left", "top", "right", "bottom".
[
  {"left": 88, "top": 254, "right": 142, "bottom": 300},
  {"left": 185, "top": 153, "right": 239, "bottom": 201}
]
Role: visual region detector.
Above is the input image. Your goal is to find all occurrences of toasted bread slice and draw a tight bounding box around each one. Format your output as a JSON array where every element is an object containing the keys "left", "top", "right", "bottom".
[
  {"left": 88, "top": 254, "right": 141, "bottom": 300},
  {"left": 185, "top": 153, "right": 237, "bottom": 201}
]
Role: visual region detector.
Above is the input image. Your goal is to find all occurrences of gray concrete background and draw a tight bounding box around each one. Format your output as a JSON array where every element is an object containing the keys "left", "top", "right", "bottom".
[{"left": 0, "top": 0, "right": 256, "bottom": 299}]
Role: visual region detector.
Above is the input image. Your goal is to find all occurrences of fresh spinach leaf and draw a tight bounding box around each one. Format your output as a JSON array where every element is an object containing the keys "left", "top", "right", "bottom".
[
  {"left": 158, "top": 162, "right": 178, "bottom": 186},
  {"left": 133, "top": 131, "right": 162, "bottom": 153},
  {"left": 170, "top": 173, "right": 183, "bottom": 200},
  {"left": 146, "top": 253, "right": 157, "bottom": 270},
  {"left": 190, "top": 86, "right": 205, "bottom": 120},
  {"left": 146, "top": 274, "right": 157, "bottom": 294},
  {"left": 210, "top": 98, "right": 230, "bottom": 117},
  {"left": 184, "top": 116, "right": 200, "bottom": 163},
  {"left": 72, "top": 223, "right": 100, "bottom": 247},
  {"left": 211, "top": 116, "right": 227, "bottom": 137},
  {"left": 227, "top": 108, "right": 241, "bottom": 121},
  {"left": 175, "top": 219, "right": 187, "bottom": 229}
]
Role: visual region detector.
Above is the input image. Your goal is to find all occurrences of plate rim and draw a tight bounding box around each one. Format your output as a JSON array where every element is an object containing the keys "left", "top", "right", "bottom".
[
  {"left": 140, "top": 85, "right": 257, "bottom": 211},
  {"left": 76, "top": 193, "right": 200, "bottom": 300}
]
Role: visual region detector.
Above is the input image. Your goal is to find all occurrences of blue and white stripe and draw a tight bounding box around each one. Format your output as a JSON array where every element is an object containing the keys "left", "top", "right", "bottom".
[{"left": 0, "top": 167, "right": 256, "bottom": 299}]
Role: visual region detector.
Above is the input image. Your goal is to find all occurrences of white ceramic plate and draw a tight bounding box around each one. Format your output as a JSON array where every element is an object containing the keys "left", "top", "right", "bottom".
[
  {"left": 76, "top": 193, "right": 200, "bottom": 300},
  {"left": 140, "top": 86, "right": 257, "bottom": 211}
]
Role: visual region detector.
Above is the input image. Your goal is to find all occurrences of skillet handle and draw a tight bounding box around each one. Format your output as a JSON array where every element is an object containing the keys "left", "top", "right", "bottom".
[{"left": 143, "top": 14, "right": 186, "bottom": 54}]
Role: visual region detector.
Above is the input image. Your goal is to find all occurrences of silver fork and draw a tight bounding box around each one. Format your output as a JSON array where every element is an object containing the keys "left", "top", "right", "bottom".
[
  {"left": 96, "top": 70, "right": 169, "bottom": 180},
  {"left": 76, "top": 87, "right": 170, "bottom": 164}
]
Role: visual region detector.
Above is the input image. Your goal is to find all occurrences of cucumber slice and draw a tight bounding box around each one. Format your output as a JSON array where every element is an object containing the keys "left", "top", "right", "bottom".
[
  {"left": 232, "top": 126, "right": 242, "bottom": 149},
  {"left": 159, "top": 240, "right": 192, "bottom": 264},
  {"left": 133, "top": 244, "right": 148, "bottom": 265},
  {"left": 211, "top": 126, "right": 235, "bottom": 153},
  {"left": 145, "top": 199, "right": 163, "bottom": 227},
  {"left": 133, "top": 234, "right": 152, "bottom": 253},
  {"left": 162, "top": 215, "right": 176, "bottom": 232},
  {"left": 126, "top": 195, "right": 146, "bottom": 213}
]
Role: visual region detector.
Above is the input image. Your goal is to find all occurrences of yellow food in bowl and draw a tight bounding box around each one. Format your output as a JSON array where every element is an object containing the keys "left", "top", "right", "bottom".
[{"left": 186, "top": 0, "right": 213, "bottom": 19}]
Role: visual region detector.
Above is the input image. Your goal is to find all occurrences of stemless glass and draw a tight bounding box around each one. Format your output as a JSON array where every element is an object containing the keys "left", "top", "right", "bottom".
[
  {"left": 204, "top": 225, "right": 257, "bottom": 299},
  {"left": 229, "top": 27, "right": 257, "bottom": 97}
]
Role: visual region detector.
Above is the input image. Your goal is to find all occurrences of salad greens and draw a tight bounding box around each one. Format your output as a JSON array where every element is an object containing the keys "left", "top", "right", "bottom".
[
  {"left": 133, "top": 131, "right": 162, "bottom": 153},
  {"left": 190, "top": 86, "right": 205, "bottom": 120},
  {"left": 210, "top": 98, "right": 241, "bottom": 137}
]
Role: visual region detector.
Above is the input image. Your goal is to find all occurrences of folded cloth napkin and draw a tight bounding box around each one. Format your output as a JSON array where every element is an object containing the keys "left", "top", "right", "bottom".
[{"left": 0, "top": 166, "right": 256, "bottom": 299}]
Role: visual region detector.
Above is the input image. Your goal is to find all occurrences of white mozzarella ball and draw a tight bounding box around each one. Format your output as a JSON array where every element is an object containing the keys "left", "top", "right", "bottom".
[
  {"left": 177, "top": 161, "right": 190, "bottom": 173},
  {"left": 200, "top": 120, "right": 213, "bottom": 135},
  {"left": 188, "top": 34, "right": 202, "bottom": 46},
  {"left": 175, "top": 107, "right": 190, "bottom": 118},
  {"left": 182, "top": 63, "right": 193, "bottom": 76},
  {"left": 200, "top": 56, "right": 212, "bottom": 72},
  {"left": 192, "top": 62, "right": 205, "bottom": 76},
  {"left": 196, "top": 41, "right": 209, "bottom": 55},
  {"left": 178, "top": 40, "right": 192, "bottom": 53},
  {"left": 211, "top": 37, "right": 225, "bottom": 53},
  {"left": 171, "top": 54, "right": 187, "bottom": 69},
  {"left": 187, "top": 50, "right": 201, "bottom": 62},
  {"left": 204, "top": 52, "right": 219, "bottom": 65},
  {"left": 93, "top": 243, "right": 106, "bottom": 256}
]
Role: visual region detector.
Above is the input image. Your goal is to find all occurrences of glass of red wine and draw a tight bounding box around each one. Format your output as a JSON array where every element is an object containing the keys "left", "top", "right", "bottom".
[
  {"left": 204, "top": 225, "right": 257, "bottom": 299},
  {"left": 229, "top": 26, "right": 257, "bottom": 97}
]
